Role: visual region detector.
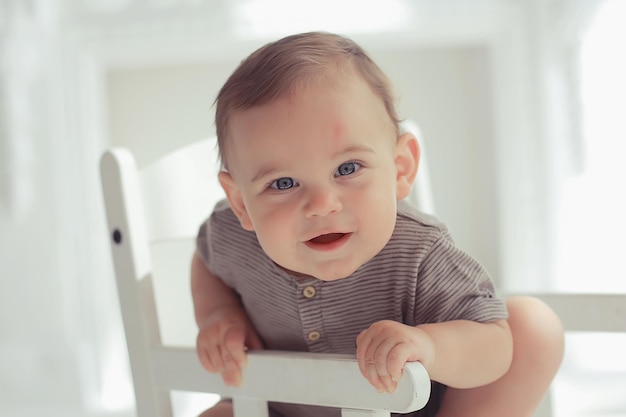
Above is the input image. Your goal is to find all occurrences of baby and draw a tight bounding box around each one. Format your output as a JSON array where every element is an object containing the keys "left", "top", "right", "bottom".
[{"left": 192, "top": 32, "right": 564, "bottom": 417}]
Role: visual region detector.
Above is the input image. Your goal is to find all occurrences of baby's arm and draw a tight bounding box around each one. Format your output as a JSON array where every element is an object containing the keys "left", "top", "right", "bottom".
[
  {"left": 191, "top": 250, "right": 264, "bottom": 386},
  {"left": 356, "top": 319, "right": 512, "bottom": 393}
]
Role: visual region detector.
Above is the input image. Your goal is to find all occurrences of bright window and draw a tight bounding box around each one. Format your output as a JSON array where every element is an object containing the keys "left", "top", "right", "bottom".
[
  {"left": 553, "top": 1, "right": 626, "bottom": 416},
  {"left": 555, "top": 0, "right": 626, "bottom": 294}
]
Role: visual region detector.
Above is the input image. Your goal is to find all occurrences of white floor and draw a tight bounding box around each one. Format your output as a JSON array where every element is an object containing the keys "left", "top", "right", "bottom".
[
  {"left": 553, "top": 369, "right": 626, "bottom": 417},
  {"left": 551, "top": 333, "right": 626, "bottom": 417}
]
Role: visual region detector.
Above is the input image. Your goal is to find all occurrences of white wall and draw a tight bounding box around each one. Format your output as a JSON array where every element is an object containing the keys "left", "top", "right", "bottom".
[{"left": 107, "top": 61, "right": 235, "bottom": 167}]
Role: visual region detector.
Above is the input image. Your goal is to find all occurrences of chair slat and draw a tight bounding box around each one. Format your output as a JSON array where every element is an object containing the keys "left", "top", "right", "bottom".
[{"left": 530, "top": 294, "right": 626, "bottom": 332}]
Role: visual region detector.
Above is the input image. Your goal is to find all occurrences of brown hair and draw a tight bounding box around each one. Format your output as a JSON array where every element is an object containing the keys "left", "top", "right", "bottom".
[{"left": 214, "top": 31, "right": 400, "bottom": 169}]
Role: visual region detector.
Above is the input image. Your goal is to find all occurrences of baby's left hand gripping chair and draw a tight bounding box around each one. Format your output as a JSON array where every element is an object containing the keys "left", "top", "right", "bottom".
[{"left": 99, "top": 136, "right": 431, "bottom": 417}]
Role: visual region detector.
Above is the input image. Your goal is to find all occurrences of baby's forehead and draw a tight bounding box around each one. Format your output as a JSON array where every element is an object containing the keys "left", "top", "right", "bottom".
[
  {"left": 251, "top": 70, "right": 378, "bottom": 114},
  {"left": 236, "top": 77, "right": 384, "bottom": 126},
  {"left": 221, "top": 72, "right": 395, "bottom": 164}
]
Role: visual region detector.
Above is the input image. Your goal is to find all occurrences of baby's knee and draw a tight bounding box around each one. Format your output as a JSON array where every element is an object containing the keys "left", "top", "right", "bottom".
[{"left": 506, "top": 296, "right": 565, "bottom": 367}]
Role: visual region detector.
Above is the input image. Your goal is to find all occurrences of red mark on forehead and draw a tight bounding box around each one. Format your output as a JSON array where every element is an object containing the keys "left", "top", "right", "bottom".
[
  {"left": 332, "top": 122, "right": 346, "bottom": 138},
  {"left": 329, "top": 121, "right": 349, "bottom": 149}
]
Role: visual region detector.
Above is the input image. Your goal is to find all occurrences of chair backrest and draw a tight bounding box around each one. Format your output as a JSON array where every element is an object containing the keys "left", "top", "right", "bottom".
[{"left": 99, "top": 136, "right": 431, "bottom": 417}]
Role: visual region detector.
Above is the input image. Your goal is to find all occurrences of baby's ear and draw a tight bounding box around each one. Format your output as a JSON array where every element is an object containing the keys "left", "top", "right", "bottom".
[
  {"left": 218, "top": 171, "right": 254, "bottom": 231},
  {"left": 394, "top": 133, "right": 420, "bottom": 200}
]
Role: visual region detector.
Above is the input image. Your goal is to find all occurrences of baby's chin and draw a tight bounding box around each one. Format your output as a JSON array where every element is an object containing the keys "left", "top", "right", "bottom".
[{"left": 283, "top": 264, "right": 361, "bottom": 282}]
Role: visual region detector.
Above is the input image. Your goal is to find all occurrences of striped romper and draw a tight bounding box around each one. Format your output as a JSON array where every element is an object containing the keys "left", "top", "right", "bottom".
[{"left": 196, "top": 199, "right": 508, "bottom": 417}]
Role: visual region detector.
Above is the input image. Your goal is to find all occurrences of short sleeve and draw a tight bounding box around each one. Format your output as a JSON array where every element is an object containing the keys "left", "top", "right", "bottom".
[
  {"left": 193, "top": 199, "right": 266, "bottom": 290},
  {"left": 414, "top": 231, "right": 508, "bottom": 325},
  {"left": 195, "top": 218, "right": 212, "bottom": 270},
  {"left": 195, "top": 199, "right": 231, "bottom": 277}
]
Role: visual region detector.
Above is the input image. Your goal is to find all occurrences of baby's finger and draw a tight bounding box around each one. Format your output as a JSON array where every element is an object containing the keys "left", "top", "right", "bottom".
[
  {"left": 355, "top": 330, "right": 373, "bottom": 380},
  {"left": 378, "top": 375, "right": 397, "bottom": 393},
  {"left": 363, "top": 341, "right": 390, "bottom": 392},
  {"left": 371, "top": 340, "right": 400, "bottom": 393},
  {"left": 364, "top": 362, "right": 397, "bottom": 393},
  {"left": 372, "top": 337, "right": 397, "bottom": 378},
  {"left": 224, "top": 327, "right": 248, "bottom": 368},
  {"left": 207, "top": 343, "right": 226, "bottom": 373},
  {"left": 221, "top": 357, "right": 243, "bottom": 387},
  {"left": 197, "top": 335, "right": 223, "bottom": 373},
  {"left": 365, "top": 357, "right": 386, "bottom": 393},
  {"left": 388, "top": 343, "right": 413, "bottom": 383}
]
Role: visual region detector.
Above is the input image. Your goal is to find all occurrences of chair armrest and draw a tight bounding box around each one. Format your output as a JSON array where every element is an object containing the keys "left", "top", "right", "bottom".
[{"left": 150, "top": 347, "right": 431, "bottom": 413}]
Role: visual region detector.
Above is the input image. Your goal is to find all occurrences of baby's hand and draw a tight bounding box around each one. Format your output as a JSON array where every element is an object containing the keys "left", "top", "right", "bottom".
[
  {"left": 356, "top": 320, "right": 434, "bottom": 393},
  {"left": 196, "top": 305, "right": 264, "bottom": 386}
]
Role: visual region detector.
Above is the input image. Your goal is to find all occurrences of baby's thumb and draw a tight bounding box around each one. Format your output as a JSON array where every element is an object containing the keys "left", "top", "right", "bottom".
[{"left": 246, "top": 328, "right": 264, "bottom": 350}]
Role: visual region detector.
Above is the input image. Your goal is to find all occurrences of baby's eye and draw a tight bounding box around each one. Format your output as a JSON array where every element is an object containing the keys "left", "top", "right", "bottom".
[
  {"left": 335, "top": 161, "right": 361, "bottom": 177},
  {"left": 270, "top": 177, "right": 297, "bottom": 190}
]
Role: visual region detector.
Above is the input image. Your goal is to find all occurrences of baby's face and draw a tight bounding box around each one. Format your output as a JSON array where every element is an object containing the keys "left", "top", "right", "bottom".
[{"left": 220, "top": 74, "right": 416, "bottom": 281}]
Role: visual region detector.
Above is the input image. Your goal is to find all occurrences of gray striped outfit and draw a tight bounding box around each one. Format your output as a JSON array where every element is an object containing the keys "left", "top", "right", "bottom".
[{"left": 197, "top": 199, "right": 508, "bottom": 417}]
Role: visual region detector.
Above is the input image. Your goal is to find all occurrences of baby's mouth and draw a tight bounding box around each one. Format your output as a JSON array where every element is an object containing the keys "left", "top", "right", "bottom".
[{"left": 308, "top": 233, "right": 347, "bottom": 244}]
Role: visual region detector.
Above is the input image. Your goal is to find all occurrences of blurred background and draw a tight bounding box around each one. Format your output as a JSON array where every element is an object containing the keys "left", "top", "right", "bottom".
[{"left": 1, "top": 0, "right": 624, "bottom": 416}]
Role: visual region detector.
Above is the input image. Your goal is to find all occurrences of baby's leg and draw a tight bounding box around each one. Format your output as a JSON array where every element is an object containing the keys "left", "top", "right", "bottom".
[
  {"left": 198, "top": 400, "right": 234, "bottom": 417},
  {"left": 198, "top": 400, "right": 286, "bottom": 417},
  {"left": 436, "top": 296, "right": 565, "bottom": 417}
]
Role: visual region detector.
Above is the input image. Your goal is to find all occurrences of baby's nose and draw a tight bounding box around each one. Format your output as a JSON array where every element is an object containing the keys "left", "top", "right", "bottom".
[{"left": 303, "top": 187, "right": 342, "bottom": 217}]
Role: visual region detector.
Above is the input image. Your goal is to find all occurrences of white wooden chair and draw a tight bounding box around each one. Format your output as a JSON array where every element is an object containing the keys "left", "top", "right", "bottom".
[
  {"left": 99, "top": 137, "right": 431, "bottom": 417},
  {"left": 100, "top": 122, "right": 626, "bottom": 417}
]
